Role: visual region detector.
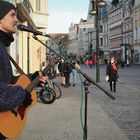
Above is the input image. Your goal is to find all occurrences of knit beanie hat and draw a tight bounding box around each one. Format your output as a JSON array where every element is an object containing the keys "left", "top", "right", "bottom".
[{"left": 0, "top": 0, "right": 16, "bottom": 20}]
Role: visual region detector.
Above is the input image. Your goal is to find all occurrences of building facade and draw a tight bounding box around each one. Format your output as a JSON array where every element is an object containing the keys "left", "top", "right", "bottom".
[
  {"left": 102, "top": 9, "right": 109, "bottom": 61},
  {"left": 9, "top": 0, "right": 48, "bottom": 74},
  {"left": 121, "top": 0, "right": 133, "bottom": 65},
  {"left": 108, "top": 1, "right": 123, "bottom": 63},
  {"left": 85, "top": 0, "right": 134, "bottom": 64},
  {"left": 68, "top": 23, "right": 79, "bottom": 55},
  {"left": 78, "top": 19, "right": 87, "bottom": 56},
  {"left": 46, "top": 33, "right": 69, "bottom": 58},
  {"left": 132, "top": 0, "right": 140, "bottom": 64}
]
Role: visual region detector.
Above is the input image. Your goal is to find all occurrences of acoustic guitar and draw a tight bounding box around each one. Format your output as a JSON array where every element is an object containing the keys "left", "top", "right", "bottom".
[{"left": 0, "top": 58, "right": 59, "bottom": 138}]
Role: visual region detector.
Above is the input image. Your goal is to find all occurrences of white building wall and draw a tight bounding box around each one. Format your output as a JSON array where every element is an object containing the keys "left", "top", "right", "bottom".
[{"left": 68, "top": 23, "right": 79, "bottom": 55}]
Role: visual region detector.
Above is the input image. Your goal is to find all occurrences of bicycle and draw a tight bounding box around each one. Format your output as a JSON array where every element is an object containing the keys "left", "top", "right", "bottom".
[
  {"left": 47, "top": 79, "right": 62, "bottom": 99},
  {"left": 45, "top": 62, "right": 62, "bottom": 99},
  {"left": 33, "top": 57, "right": 60, "bottom": 104},
  {"left": 35, "top": 85, "right": 56, "bottom": 104}
]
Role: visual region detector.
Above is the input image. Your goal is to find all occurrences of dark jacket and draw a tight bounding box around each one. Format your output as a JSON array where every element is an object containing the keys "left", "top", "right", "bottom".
[
  {"left": 64, "top": 62, "right": 72, "bottom": 74},
  {"left": 58, "top": 62, "right": 65, "bottom": 76},
  {"left": 0, "top": 30, "right": 26, "bottom": 112},
  {"left": 106, "top": 62, "right": 118, "bottom": 82}
]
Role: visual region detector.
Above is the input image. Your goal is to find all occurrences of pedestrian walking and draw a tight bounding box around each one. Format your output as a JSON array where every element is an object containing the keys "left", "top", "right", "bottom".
[
  {"left": 106, "top": 56, "right": 119, "bottom": 92},
  {"left": 64, "top": 62, "right": 72, "bottom": 87},
  {"left": 70, "top": 59, "right": 80, "bottom": 86},
  {"left": 58, "top": 59, "right": 66, "bottom": 86},
  {"left": 85, "top": 59, "right": 89, "bottom": 66},
  {"left": 89, "top": 58, "right": 93, "bottom": 68}
]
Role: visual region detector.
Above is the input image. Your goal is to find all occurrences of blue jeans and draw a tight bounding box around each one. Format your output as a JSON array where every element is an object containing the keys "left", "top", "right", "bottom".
[{"left": 70, "top": 69, "right": 77, "bottom": 85}]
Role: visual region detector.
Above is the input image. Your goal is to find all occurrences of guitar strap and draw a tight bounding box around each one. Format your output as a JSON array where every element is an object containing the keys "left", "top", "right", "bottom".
[
  {"left": 8, "top": 55, "right": 26, "bottom": 117},
  {"left": 9, "top": 55, "right": 25, "bottom": 75}
]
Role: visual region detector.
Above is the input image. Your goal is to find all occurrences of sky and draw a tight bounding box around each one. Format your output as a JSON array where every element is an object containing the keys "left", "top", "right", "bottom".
[{"left": 46, "top": 0, "right": 89, "bottom": 33}]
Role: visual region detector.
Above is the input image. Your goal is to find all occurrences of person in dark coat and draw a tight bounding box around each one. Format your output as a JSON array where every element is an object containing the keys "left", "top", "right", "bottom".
[
  {"left": 0, "top": 2, "right": 29, "bottom": 139},
  {"left": 64, "top": 62, "right": 72, "bottom": 87},
  {"left": 58, "top": 59, "right": 66, "bottom": 85},
  {"left": 106, "top": 56, "right": 119, "bottom": 92}
]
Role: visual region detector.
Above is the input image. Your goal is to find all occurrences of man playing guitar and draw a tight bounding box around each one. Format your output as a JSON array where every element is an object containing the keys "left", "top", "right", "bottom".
[{"left": 0, "top": 1, "right": 47, "bottom": 139}]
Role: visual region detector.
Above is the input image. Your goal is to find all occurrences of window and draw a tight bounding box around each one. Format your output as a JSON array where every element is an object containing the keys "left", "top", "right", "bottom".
[
  {"left": 100, "top": 38, "right": 103, "bottom": 46},
  {"left": 36, "top": 0, "right": 41, "bottom": 11},
  {"left": 129, "top": 34, "right": 132, "bottom": 44},
  {"left": 135, "top": 11, "right": 138, "bottom": 19},
  {"left": 123, "top": 36, "right": 125, "bottom": 44},
  {"left": 136, "top": 28, "right": 138, "bottom": 40},
  {"left": 126, "top": 23, "right": 128, "bottom": 31},
  {"left": 100, "top": 25, "right": 103, "bottom": 33},
  {"left": 123, "top": 24, "right": 125, "bottom": 32}
]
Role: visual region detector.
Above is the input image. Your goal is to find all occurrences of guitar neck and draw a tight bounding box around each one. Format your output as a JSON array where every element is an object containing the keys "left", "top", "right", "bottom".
[{"left": 25, "top": 63, "right": 52, "bottom": 92}]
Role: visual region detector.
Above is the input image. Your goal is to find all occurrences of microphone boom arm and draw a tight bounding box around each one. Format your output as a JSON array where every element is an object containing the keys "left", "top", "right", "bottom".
[{"left": 32, "top": 35, "right": 115, "bottom": 100}]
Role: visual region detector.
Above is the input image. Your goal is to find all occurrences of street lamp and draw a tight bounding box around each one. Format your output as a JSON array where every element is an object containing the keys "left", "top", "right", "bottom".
[{"left": 89, "top": 0, "right": 107, "bottom": 82}]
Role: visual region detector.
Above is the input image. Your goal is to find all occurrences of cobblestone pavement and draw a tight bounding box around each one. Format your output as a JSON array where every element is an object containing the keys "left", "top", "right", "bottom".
[
  {"left": 9, "top": 84, "right": 129, "bottom": 140},
  {"left": 7, "top": 64, "right": 139, "bottom": 140},
  {"left": 81, "top": 64, "right": 140, "bottom": 140}
]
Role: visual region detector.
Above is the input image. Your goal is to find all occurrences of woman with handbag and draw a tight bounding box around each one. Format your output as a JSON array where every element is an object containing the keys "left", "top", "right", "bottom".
[{"left": 106, "top": 56, "right": 119, "bottom": 92}]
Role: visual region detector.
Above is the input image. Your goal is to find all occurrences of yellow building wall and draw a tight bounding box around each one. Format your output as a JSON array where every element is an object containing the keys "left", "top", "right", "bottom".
[
  {"left": 29, "top": 0, "right": 48, "bottom": 28},
  {"left": 9, "top": 0, "right": 48, "bottom": 74},
  {"left": 17, "top": 22, "right": 28, "bottom": 74},
  {"left": 28, "top": 0, "right": 48, "bottom": 73},
  {"left": 29, "top": 35, "right": 46, "bottom": 72},
  {"left": 17, "top": 27, "right": 47, "bottom": 73}
]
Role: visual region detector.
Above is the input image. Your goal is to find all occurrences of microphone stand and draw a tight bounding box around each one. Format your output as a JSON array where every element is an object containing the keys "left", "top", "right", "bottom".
[
  {"left": 83, "top": 80, "right": 90, "bottom": 140},
  {"left": 32, "top": 35, "right": 115, "bottom": 140}
]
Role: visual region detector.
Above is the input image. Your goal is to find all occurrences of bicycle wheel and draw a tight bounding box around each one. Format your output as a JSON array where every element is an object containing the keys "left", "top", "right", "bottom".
[
  {"left": 52, "top": 82, "right": 62, "bottom": 99},
  {"left": 39, "top": 87, "right": 56, "bottom": 104}
]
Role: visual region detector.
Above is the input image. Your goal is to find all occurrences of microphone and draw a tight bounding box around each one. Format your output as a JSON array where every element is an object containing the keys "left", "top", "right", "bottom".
[{"left": 17, "top": 24, "right": 51, "bottom": 38}]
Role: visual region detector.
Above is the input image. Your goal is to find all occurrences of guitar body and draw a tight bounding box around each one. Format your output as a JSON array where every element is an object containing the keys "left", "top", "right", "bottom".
[{"left": 0, "top": 75, "right": 37, "bottom": 138}]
